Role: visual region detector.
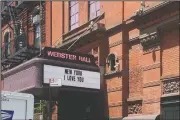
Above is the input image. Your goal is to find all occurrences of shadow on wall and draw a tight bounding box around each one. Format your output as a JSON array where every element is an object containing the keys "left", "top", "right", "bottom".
[
  {"left": 152, "top": 50, "right": 156, "bottom": 62},
  {"left": 160, "top": 27, "right": 179, "bottom": 50}
]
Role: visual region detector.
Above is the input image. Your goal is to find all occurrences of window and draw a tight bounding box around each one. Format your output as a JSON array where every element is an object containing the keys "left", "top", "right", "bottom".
[
  {"left": 4, "top": 1, "right": 12, "bottom": 6},
  {"left": 69, "top": 1, "right": 79, "bottom": 30},
  {"left": 4, "top": 32, "right": 11, "bottom": 58},
  {"left": 107, "top": 54, "right": 116, "bottom": 71},
  {"left": 89, "top": 1, "right": 100, "bottom": 20},
  {"left": 34, "top": 24, "right": 41, "bottom": 48}
]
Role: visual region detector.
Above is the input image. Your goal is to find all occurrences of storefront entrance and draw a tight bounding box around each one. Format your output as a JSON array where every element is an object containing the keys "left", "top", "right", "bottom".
[
  {"left": 161, "top": 95, "right": 180, "bottom": 120},
  {"left": 161, "top": 103, "right": 179, "bottom": 120},
  {"left": 58, "top": 91, "right": 102, "bottom": 120},
  {"left": 2, "top": 47, "right": 105, "bottom": 120}
]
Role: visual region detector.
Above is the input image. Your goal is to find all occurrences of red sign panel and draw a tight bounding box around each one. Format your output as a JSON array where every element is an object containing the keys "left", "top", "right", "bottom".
[{"left": 41, "top": 47, "right": 96, "bottom": 66}]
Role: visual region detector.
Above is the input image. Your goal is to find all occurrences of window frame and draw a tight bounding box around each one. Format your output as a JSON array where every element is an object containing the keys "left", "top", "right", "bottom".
[
  {"left": 4, "top": 32, "right": 11, "bottom": 58},
  {"left": 34, "top": 23, "right": 41, "bottom": 48},
  {"left": 69, "top": 1, "right": 79, "bottom": 31},
  {"left": 88, "top": 1, "right": 100, "bottom": 20},
  {"left": 107, "top": 53, "right": 116, "bottom": 71}
]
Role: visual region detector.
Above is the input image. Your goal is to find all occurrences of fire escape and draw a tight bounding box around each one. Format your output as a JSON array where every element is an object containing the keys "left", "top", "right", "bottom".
[{"left": 1, "top": 1, "right": 43, "bottom": 72}]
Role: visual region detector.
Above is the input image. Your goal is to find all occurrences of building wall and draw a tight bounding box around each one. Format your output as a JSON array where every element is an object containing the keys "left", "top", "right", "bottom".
[
  {"left": 1, "top": 1, "right": 179, "bottom": 120},
  {"left": 1, "top": 1, "right": 51, "bottom": 49},
  {"left": 161, "top": 28, "right": 179, "bottom": 77},
  {"left": 52, "top": 1, "right": 63, "bottom": 46},
  {"left": 50, "top": 1, "right": 180, "bottom": 119}
]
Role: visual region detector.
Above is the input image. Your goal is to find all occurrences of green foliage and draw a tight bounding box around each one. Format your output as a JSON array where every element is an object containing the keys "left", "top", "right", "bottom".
[{"left": 34, "top": 100, "right": 48, "bottom": 114}]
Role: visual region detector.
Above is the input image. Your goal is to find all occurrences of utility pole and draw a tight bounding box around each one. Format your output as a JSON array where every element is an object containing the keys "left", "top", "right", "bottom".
[{"left": 48, "top": 80, "right": 52, "bottom": 120}]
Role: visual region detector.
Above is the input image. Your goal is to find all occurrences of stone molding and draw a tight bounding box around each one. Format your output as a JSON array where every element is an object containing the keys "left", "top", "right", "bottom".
[
  {"left": 109, "top": 101, "right": 122, "bottom": 107},
  {"left": 142, "top": 62, "right": 160, "bottom": 71},
  {"left": 143, "top": 45, "right": 160, "bottom": 54},
  {"left": 143, "top": 98, "right": 160, "bottom": 104},
  {"left": 104, "top": 70, "right": 122, "bottom": 79},
  {"left": 129, "top": 36, "right": 139, "bottom": 43},
  {"left": 107, "top": 86, "right": 122, "bottom": 93},
  {"left": 161, "top": 74, "right": 180, "bottom": 81},
  {"left": 109, "top": 40, "right": 122, "bottom": 48},
  {"left": 143, "top": 81, "right": 161, "bottom": 88},
  {"left": 127, "top": 97, "right": 143, "bottom": 102},
  {"left": 161, "top": 92, "right": 180, "bottom": 98}
]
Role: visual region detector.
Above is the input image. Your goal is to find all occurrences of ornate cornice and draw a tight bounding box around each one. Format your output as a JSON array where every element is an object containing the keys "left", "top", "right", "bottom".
[
  {"left": 109, "top": 101, "right": 122, "bottom": 107},
  {"left": 134, "top": 2, "right": 179, "bottom": 29},
  {"left": 143, "top": 81, "right": 161, "bottom": 88},
  {"left": 107, "top": 86, "right": 122, "bottom": 93},
  {"left": 143, "top": 62, "right": 160, "bottom": 71},
  {"left": 109, "top": 40, "right": 122, "bottom": 48},
  {"left": 139, "top": 32, "right": 160, "bottom": 50},
  {"left": 141, "top": 10, "right": 179, "bottom": 29}
]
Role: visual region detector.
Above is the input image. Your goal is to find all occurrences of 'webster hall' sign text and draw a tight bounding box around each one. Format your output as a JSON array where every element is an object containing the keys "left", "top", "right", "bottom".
[{"left": 41, "top": 47, "right": 96, "bottom": 65}]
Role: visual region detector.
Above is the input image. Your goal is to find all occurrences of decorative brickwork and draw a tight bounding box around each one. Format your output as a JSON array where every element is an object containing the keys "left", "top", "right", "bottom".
[
  {"left": 143, "top": 81, "right": 160, "bottom": 88},
  {"left": 162, "top": 78, "right": 180, "bottom": 95},
  {"left": 129, "top": 66, "right": 143, "bottom": 97},
  {"left": 142, "top": 62, "right": 160, "bottom": 71},
  {"left": 128, "top": 103, "right": 142, "bottom": 114}
]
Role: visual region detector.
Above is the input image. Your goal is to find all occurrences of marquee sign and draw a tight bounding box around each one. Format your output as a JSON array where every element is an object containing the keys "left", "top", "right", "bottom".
[
  {"left": 41, "top": 47, "right": 96, "bottom": 65},
  {"left": 43, "top": 64, "right": 100, "bottom": 89}
]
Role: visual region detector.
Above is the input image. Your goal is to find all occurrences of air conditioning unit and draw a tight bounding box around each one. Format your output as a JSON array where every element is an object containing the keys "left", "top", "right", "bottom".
[{"left": 32, "top": 15, "right": 40, "bottom": 24}]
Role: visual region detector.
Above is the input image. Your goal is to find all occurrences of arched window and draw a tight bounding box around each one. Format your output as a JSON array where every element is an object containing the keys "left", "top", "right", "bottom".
[
  {"left": 4, "top": 32, "right": 11, "bottom": 58},
  {"left": 107, "top": 53, "right": 116, "bottom": 71}
]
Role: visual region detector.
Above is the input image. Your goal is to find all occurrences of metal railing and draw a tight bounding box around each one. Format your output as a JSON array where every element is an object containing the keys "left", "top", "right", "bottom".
[
  {"left": 1, "top": 32, "right": 28, "bottom": 60},
  {"left": 1, "top": 1, "right": 13, "bottom": 11}
]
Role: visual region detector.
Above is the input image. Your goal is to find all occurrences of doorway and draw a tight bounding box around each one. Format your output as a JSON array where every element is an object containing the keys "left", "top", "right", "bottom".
[
  {"left": 57, "top": 91, "right": 101, "bottom": 120},
  {"left": 161, "top": 103, "right": 180, "bottom": 120}
]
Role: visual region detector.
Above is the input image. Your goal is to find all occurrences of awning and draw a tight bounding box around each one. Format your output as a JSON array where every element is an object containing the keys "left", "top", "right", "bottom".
[{"left": 122, "top": 114, "right": 160, "bottom": 120}]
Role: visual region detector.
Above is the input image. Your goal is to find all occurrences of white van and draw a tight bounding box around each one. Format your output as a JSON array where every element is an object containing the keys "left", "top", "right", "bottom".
[{"left": 1, "top": 91, "right": 34, "bottom": 120}]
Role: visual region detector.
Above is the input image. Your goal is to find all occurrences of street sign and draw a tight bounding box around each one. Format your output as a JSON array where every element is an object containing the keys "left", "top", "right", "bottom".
[{"left": 49, "top": 78, "right": 62, "bottom": 87}]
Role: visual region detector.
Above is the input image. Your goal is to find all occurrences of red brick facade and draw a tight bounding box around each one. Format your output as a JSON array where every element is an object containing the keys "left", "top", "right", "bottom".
[
  {"left": 50, "top": 1, "right": 179, "bottom": 119},
  {"left": 1, "top": 1, "right": 179, "bottom": 120}
]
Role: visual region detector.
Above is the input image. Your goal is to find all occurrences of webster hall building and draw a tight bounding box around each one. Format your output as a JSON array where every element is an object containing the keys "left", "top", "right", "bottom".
[{"left": 1, "top": 1, "right": 179, "bottom": 120}]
